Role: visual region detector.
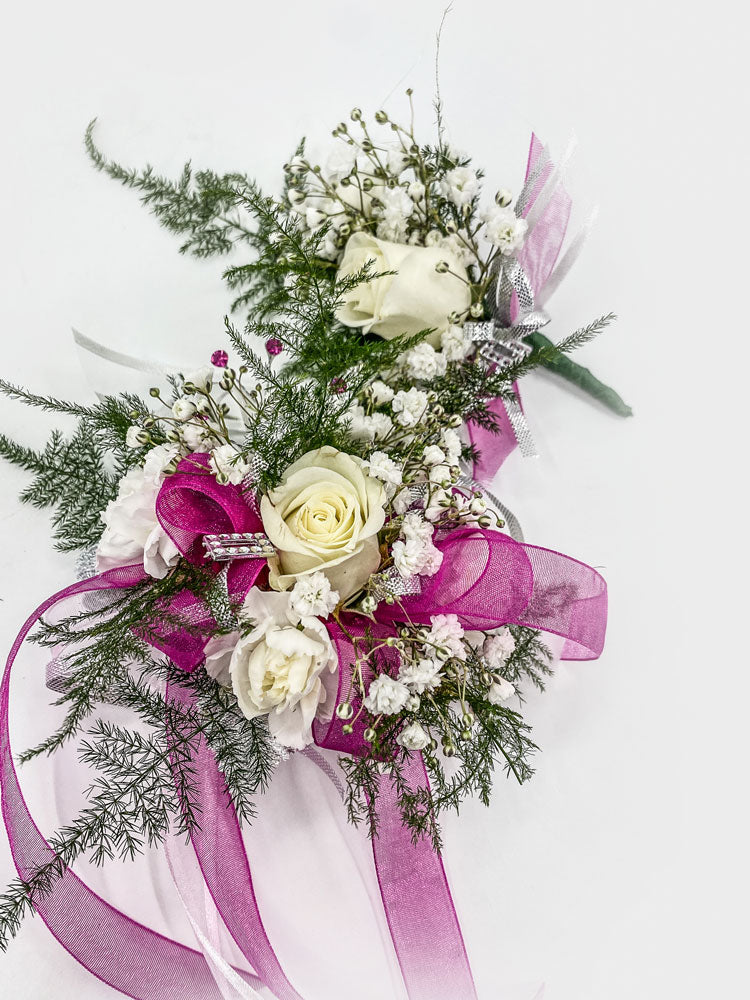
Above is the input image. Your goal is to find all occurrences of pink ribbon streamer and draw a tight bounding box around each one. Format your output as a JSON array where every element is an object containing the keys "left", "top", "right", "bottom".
[
  {"left": 1, "top": 457, "right": 606, "bottom": 999},
  {"left": 469, "top": 133, "right": 573, "bottom": 481}
]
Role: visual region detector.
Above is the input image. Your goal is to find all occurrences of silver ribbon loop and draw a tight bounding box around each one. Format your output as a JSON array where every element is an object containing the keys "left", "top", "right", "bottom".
[{"left": 465, "top": 256, "right": 546, "bottom": 460}]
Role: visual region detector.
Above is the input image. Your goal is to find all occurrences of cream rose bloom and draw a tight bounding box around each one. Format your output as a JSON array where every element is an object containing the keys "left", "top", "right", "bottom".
[
  {"left": 229, "top": 590, "right": 337, "bottom": 749},
  {"left": 335, "top": 233, "right": 472, "bottom": 345},
  {"left": 260, "top": 446, "right": 386, "bottom": 600}
]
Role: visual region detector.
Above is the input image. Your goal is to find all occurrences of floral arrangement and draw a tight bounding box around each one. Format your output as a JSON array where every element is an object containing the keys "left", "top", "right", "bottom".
[{"left": 0, "top": 93, "right": 612, "bottom": 1000}]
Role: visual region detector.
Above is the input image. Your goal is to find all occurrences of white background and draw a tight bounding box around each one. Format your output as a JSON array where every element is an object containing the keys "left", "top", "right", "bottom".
[{"left": 0, "top": 1, "right": 748, "bottom": 997}]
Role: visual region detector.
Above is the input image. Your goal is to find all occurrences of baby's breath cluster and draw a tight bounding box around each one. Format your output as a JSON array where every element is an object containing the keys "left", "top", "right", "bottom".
[{"left": 283, "top": 95, "right": 527, "bottom": 312}]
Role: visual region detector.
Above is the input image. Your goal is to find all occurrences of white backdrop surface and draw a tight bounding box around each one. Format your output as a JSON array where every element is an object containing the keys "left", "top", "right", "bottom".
[{"left": 0, "top": 1, "right": 747, "bottom": 998}]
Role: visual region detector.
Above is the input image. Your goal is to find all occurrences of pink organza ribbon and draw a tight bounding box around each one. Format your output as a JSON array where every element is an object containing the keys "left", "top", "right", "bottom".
[
  {"left": 469, "top": 133, "right": 573, "bottom": 481},
  {"left": 1, "top": 457, "right": 607, "bottom": 999}
]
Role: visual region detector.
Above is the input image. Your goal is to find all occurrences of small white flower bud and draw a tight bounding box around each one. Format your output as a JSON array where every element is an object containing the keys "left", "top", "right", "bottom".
[{"left": 172, "top": 398, "right": 197, "bottom": 421}]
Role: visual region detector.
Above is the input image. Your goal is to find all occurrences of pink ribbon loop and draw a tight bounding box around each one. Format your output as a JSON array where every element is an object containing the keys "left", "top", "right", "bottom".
[
  {"left": 374, "top": 527, "right": 607, "bottom": 660},
  {"left": 146, "top": 454, "right": 266, "bottom": 671}
]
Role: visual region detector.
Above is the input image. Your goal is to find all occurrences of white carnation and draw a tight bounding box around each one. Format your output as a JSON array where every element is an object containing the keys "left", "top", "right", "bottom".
[
  {"left": 96, "top": 459, "right": 180, "bottom": 580},
  {"left": 289, "top": 571, "right": 339, "bottom": 619},
  {"left": 363, "top": 674, "right": 410, "bottom": 715}
]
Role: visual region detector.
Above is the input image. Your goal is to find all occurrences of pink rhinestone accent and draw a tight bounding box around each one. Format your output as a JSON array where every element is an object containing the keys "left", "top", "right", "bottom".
[
  {"left": 265, "top": 338, "right": 283, "bottom": 356},
  {"left": 211, "top": 349, "right": 229, "bottom": 368}
]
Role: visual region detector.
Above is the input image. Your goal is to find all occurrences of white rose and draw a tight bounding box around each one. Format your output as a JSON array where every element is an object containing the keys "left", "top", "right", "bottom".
[
  {"left": 260, "top": 446, "right": 386, "bottom": 600},
  {"left": 397, "top": 721, "right": 431, "bottom": 751},
  {"left": 335, "top": 233, "right": 471, "bottom": 345},
  {"left": 230, "top": 590, "right": 337, "bottom": 749},
  {"left": 96, "top": 455, "right": 180, "bottom": 579}
]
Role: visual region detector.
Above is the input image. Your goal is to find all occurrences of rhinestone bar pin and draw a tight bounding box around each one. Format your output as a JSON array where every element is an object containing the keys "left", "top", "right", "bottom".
[{"left": 203, "top": 532, "right": 276, "bottom": 562}]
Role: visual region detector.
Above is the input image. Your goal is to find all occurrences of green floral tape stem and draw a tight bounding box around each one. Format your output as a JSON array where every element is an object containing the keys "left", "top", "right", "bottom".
[{"left": 527, "top": 331, "right": 633, "bottom": 417}]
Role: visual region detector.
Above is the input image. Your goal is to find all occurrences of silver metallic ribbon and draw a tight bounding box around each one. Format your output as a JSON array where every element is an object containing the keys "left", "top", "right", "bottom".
[{"left": 465, "top": 255, "right": 547, "bottom": 459}]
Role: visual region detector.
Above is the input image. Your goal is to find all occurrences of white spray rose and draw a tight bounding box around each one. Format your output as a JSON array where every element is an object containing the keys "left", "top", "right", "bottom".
[
  {"left": 96, "top": 445, "right": 181, "bottom": 579},
  {"left": 230, "top": 589, "right": 337, "bottom": 749},
  {"left": 335, "top": 233, "right": 471, "bottom": 345},
  {"left": 260, "top": 446, "right": 386, "bottom": 600}
]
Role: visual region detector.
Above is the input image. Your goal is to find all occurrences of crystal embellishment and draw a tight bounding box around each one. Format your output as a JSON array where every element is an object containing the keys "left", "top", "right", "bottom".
[{"left": 203, "top": 532, "right": 276, "bottom": 562}]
